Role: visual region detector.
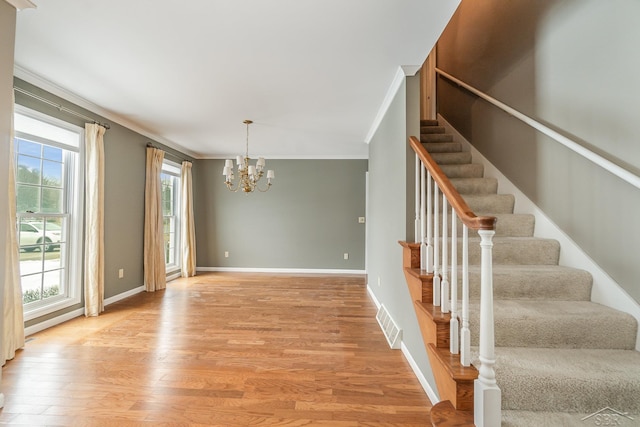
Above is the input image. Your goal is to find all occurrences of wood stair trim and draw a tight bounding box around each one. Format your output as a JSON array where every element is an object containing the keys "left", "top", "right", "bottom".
[
  {"left": 404, "top": 268, "right": 433, "bottom": 304},
  {"left": 430, "top": 400, "right": 474, "bottom": 427},
  {"left": 399, "top": 240, "right": 421, "bottom": 269},
  {"left": 427, "top": 343, "right": 477, "bottom": 412},
  {"left": 415, "top": 301, "right": 451, "bottom": 348}
]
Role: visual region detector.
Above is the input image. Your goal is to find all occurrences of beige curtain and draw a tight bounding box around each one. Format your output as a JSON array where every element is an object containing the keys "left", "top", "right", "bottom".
[
  {"left": 144, "top": 147, "right": 166, "bottom": 291},
  {"left": 180, "top": 161, "right": 196, "bottom": 277},
  {"left": 84, "top": 123, "right": 106, "bottom": 316},
  {"left": 3, "top": 96, "right": 25, "bottom": 365}
]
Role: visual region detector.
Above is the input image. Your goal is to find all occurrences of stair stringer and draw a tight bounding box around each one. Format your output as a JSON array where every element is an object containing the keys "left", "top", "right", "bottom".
[{"left": 438, "top": 113, "right": 640, "bottom": 351}]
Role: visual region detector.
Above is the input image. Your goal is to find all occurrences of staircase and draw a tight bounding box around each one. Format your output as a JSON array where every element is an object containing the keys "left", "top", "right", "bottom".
[{"left": 403, "top": 120, "right": 640, "bottom": 426}]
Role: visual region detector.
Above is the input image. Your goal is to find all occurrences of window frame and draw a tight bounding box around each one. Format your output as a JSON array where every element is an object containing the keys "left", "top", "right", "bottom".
[
  {"left": 161, "top": 160, "right": 181, "bottom": 275},
  {"left": 14, "top": 105, "right": 84, "bottom": 321}
]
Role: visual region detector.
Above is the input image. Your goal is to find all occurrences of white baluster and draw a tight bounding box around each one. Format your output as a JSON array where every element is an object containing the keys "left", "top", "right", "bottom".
[
  {"left": 432, "top": 183, "right": 440, "bottom": 306},
  {"left": 474, "top": 229, "right": 501, "bottom": 427},
  {"left": 426, "top": 171, "right": 433, "bottom": 273},
  {"left": 460, "top": 225, "right": 470, "bottom": 366},
  {"left": 415, "top": 155, "right": 420, "bottom": 243},
  {"left": 420, "top": 164, "right": 427, "bottom": 270},
  {"left": 450, "top": 211, "right": 459, "bottom": 354},
  {"left": 440, "top": 195, "right": 449, "bottom": 313}
]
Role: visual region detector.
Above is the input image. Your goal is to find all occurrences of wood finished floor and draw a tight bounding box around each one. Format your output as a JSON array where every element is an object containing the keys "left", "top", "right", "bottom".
[{"left": 0, "top": 273, "right": 432, "bottom": 426}]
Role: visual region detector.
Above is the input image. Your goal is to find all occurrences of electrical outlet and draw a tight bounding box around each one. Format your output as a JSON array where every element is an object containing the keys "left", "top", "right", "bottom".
[
  {"left": 343, "top": 253, "right": 349, "bottom": 260},
  {"left": 118, "top": 268, "right": 124, "bottom": 279},
  {"left": 358, "top": 217, "right": 365, "bottom": 223},
  {"left": 224, "top": 251, "right": 229, "bottom": 258}
]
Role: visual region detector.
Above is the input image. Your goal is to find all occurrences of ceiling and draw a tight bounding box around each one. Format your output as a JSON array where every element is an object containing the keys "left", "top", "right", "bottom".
[{"left": 13, "top": 0, "right": 460, "bottom": 159}]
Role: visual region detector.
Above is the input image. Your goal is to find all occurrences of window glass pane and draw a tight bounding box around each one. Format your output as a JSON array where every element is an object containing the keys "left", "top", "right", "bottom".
[
  {"left": 17, "top": 155, "right": 41, "bottom": 184},
  {"left": 41, "top": 188, "right": 63, "bottom": 213},
  {"left": 42, "top": 160, "right": 63, "bottom": 187},
  {"left": 17, "top": 139, "right": 41, "bottom": 157},
  {"left": 16, "top": 185, "right": 40, "bottom": 213},
  {"left": 43, "top": 145, "right": 63, "bottom": 162},
  {"left": 42, "top": 270, "right": 62, "bottom": 300},
  {"left": 22, "top": 273, "right": 43, "bottom": 304}
]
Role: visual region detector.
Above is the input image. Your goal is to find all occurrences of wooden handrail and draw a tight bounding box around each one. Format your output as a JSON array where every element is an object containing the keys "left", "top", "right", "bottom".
[{"left": 410, "top": 136, "right": 496, "bottom": 231}]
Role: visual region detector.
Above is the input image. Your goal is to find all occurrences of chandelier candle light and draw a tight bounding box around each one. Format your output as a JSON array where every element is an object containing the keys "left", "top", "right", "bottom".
[{"left": 223, "top": 120, "right": 275, "bottom": 193}]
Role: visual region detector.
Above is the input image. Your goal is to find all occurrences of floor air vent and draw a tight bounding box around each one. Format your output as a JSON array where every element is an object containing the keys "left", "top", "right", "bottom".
[{"left": 376, "top": 304, "right": 402, "bottom": 349}]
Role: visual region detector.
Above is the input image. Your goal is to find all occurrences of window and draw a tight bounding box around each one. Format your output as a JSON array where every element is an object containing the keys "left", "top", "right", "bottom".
[
  {"left": 161, "top": 161, "right": 181, "bottom": 274},
  {"left": 14, "top": 107, "right": 83, "bottom": 320}
]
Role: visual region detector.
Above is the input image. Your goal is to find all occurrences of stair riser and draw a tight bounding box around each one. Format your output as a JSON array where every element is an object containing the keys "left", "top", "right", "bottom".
[
  {"left": 424, "top": 142, "right": 462, "bottom": 153},
  {"left": 461, "top": 268, "right": 592, "bottom": 301},
  {"left": 467, "top": 303, "right": 637, "bottom": 349},
  {"left": 422, "top": 134, "right": 454, "bottom": 143},
  {"left": 431, "top": 152, "right": 473, "bottom": 165},
  {"left": 421, "top": 126, "right": 446, "bottom": 134},
  {"left": 450, "top": 178, "right": 498, "bottom": 195},
  {"left": 422, "top": 214, "right": 534, "bottom": 237},
  {"left": 440, "top": 164, "right": 484, "bottom": 178},
  {"left": 465, "top": 238, "right": 560, "bottom": 265}
]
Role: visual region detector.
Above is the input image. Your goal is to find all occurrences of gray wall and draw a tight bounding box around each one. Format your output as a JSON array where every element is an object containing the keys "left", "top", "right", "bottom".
[
  {"left": 367, "top": 75, "right": 436, "bottom": 392},
  {"left": 437, "top": 0, "right": 640, "bottom": 303},
  {"left": 1, "top": 1, "right": 17, "bottom": 360},
  {"left": 193, "top": 159, "right": 367, "bottom": 270},
  {"left": 13, "top": 78, "right": 194, "bottom": 327}
]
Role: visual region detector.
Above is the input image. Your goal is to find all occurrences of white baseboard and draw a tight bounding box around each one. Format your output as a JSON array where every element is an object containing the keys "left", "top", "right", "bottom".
[
  {"left": 366, "top": 285, "right": 439, "bottom": 404},
  {"left": 25, "top": 285, "right": 145, "bottom": 337},
  {"left": 197, "top": 267, "right": 366, "bottom": 275},
  {"left": 438, "top": 114, "right": 640, "bottom": 350},
  {"left": 401, "top": 342, "right": 440, "bottom": 405}
]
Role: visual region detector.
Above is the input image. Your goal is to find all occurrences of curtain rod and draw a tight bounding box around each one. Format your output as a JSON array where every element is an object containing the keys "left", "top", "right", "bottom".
[
  {"left": 146, "top": 143, "right": 192, "bottom": 163},
  {"left": 13, "top": 86, "right": 111, "bottom": 130}
]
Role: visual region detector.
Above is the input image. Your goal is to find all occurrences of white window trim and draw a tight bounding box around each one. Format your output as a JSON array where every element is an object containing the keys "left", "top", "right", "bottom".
[
  {"left": 162, "top": 159, "right": 181, "bottom": 275},
  {"left": 15, "top": 105, "right": 84, "bottom": 321}
]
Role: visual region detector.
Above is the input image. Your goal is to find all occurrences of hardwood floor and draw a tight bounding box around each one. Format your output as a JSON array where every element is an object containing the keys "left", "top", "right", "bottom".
[{"left": 0, "top": 273, "right": 432, "bottom": 426}]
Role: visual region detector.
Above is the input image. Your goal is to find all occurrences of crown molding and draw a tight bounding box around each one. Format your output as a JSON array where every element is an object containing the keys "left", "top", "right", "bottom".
[
  {"left": 364, "top": 65, "right": 420, "bottom": 144},
  {"left": 13, "top": 65, "right": 200, "bottom": 159},
  {"left": 4, "top": 0, "right": 36, "bottom": 11}
]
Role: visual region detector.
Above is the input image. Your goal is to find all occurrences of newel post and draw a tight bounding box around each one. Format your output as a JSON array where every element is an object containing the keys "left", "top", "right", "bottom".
[{"left": 474, "top": 229, "right": 501, "bottom": 427}]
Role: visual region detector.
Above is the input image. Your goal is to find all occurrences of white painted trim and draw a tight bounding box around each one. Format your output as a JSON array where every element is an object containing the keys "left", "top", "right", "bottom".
[
  {"left": 197, "top": 267, "right": 366, "bottom": 275},
  {"left": 364, "top": 65, "right": 420, "bottom": 144},
  {"left": 366, "top": 285, "right": 439, "bottom": 403},
  {"left": 24, "top": 307, "right": 84, "bottom": 337},
  {"left": 4, "top": 0, "right": 36, "bottom": 11},
  {"left": 401, "top": 342, "right": 440, "bottom": 405},
  {"left": 103, "top": 285, "right": 145, "bottom": 306},
  {"left": 439, "top": 114, "right": 640, "bottom": 350},
  {"left": 24, "top": 285, "right": 145, "bottom": 337},
  {"left": 13, "top": 66, "right": 200, "bottom": 159}
]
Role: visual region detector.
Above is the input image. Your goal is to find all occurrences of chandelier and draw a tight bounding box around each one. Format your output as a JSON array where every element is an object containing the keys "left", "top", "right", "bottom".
[{"left": 223, "top": 120, "right": 275, "bottom": 193}]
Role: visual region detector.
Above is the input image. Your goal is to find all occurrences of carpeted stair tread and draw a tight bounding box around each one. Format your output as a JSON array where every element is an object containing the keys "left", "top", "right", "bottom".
[
  {"left": 465, "top": 237, "right": 560, "bottom": 265},
  {"left": 421, "top": 125, "right": 446, "bottom": 134},
  {"left": 420, "top": 119, "right": 439, "bottom": 126},
  {"left": 467, "top": 300, "right": 638, "bottom": 349},
  {"left": 450, "top": 177, "right": 498, "bottom": 194},
  {"left": 462, "top": 194, "right": 515, "bottom": 214},
  {"left": 424, "top": 142, "right": 462, "bottom": 153},
  {"left": 471, "top": 347, "right": 640, "bottom": 413},
  {"left": 430, "top": 151, "right": 473, "bottom": 165},
  {"left": 440, "top": 164, "right": 484, "bottom": 178},
  {"left": 434, "top": 213, "right": 534, "bottom": 237},
  {"left": 422, "top": 133, "right": 453, "bottom": 143},
  {"left": 501, "top": 410, "right": 620, "bottom": 426},
  {"left": 462, "top": 265, "right": 592, "bottom": 301}
]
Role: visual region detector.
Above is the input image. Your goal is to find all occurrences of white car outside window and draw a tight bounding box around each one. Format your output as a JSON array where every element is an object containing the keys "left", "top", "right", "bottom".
[{"left": 19, "top": 222, "right": 61, "bottom": 252}]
